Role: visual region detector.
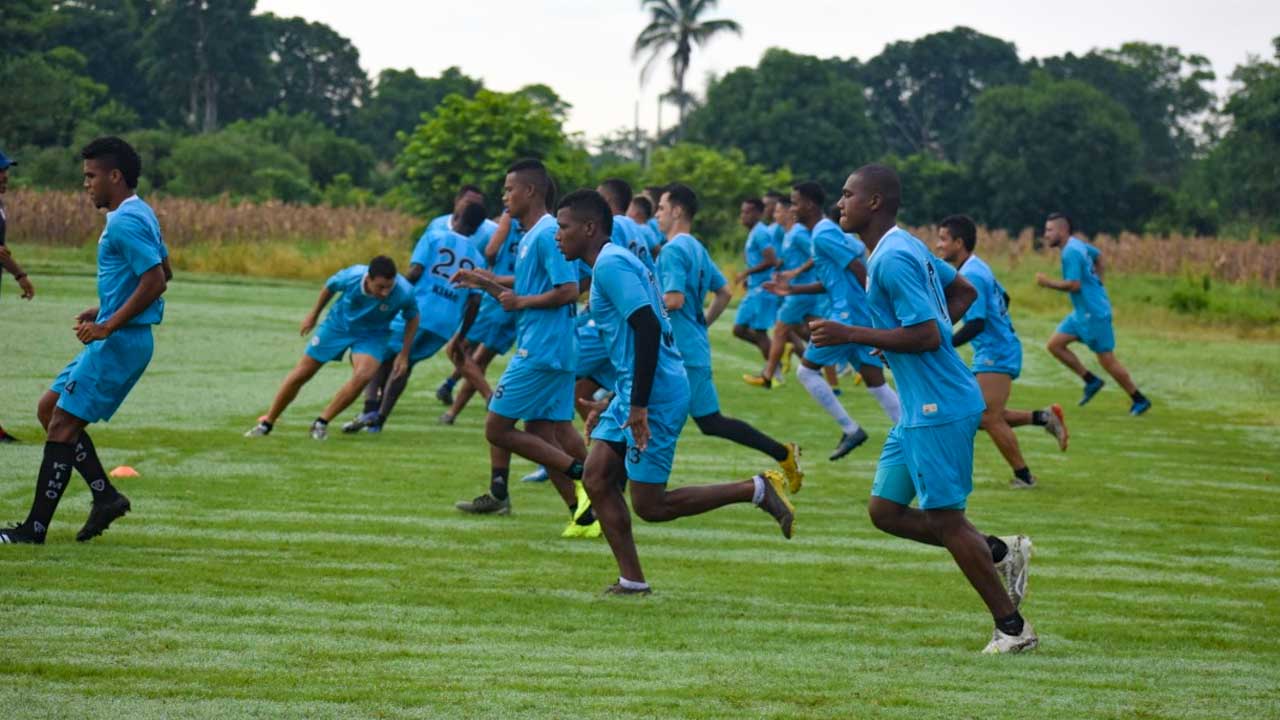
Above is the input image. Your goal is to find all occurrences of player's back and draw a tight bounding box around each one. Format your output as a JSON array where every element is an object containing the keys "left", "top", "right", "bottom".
[
  {"left": 403, "top": 230, "right": 484, "bottom": 337},
  {"left": 657, "top": 233, "right": 724, "bottom": 369},
  {"left": 1063, "top": 236, "right": 1111, "bottom": 318},
  {"left": 811, "top": 218, "right": 871, "bottom": 325},
  {"left": 780, "top": 224, "right": 815, "bottom": 283},
  {"left": 959, "top": 254, "right": 1019, "bottom": 357}
]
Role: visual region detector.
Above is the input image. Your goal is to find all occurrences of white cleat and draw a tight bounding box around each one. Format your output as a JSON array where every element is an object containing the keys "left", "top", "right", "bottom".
[
  {"left": 310, "top": 421, "right": 328, "bottom": 440},
  {"left": 995, "top": 535, "right": 1033, "bottom": 609},
  {"left": 244, "top": 420, "right": 271, "bottom": 437},
  {"left": 982, "top": 621, "right": 1039, "bottom": 654}
]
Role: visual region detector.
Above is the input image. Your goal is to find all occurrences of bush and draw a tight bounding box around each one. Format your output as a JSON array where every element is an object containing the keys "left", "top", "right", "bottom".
[
  {"left": 166, "top": 132, "right": 315, "bottom": 202},
  {"left": 1168, "top": 274, "right": 1211, "bottom": 314}
]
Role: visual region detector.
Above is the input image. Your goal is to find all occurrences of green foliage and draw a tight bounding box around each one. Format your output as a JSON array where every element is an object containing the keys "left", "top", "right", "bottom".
[
  {"left": 881, "top": 153, "right": 975, "bottom": 226},
  {"left": 634, "top": 0, "right": 743, "bottom": 134},
  {"left": 165, "top": 131, "right": 313, "bottom": 202},
  {"left": 0, "top": 49, "right": 106, "bottom": 149},
  {"left": 352, "top": 67, "right": 483, "bottom": 161},
  {"left": 644, "top": 143, "right": 792, "bottom": 250},
  {"left": 257, "top": 13, "right": 370, "bottom": 132},
  {"left": 321, "top": 173, "right": 375, "bottom": 208},
  {"left": 226, "top": 111, "right": 376, "bottom": 187},
  {"left": 1168, "top": 273, "right": 1212, "bottom": 314}
]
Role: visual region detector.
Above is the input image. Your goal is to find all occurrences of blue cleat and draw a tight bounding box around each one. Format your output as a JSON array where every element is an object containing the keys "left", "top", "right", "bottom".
[
  {"left": 521, "top": 466, "right": 549, "bottom": 483},
  {"left": 1079, "top": 377, "right": 1105, "bottom": 406},
  {"left": 365, "top": 423, "right": 382, "bottom": 434},
  {"left": 1130, "top": 397, "right": 1152, "bottom": 416}
]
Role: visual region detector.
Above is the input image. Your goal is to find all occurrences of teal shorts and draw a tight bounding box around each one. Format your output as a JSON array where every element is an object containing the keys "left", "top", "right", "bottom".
[
  {"left": 52, "top": 326, "right": 154, "bottom": 423},
  {"left": 684, "top": 365, "right": 720, "bottom": 418},
  {"left": 467, "top": 299, "right": 517, "bottom": 355},
  {"left": 384, "top": 329, "right": 448, "bottom": 364},
  {"left": 576, "top": 324, "right": 616, "bottom": 389},
  {"left": 871, "top": 412, "right": 982, "bottom": 510},
  {"left": 803, "top": 340, "right": 882, "bottom": 370},
  {"left": 734, "top": 288, "right": 779, "bottom": 331},
  {"left": 778, "top": 294, "right": 820, "bottom": 326},
  {"left": 489, "top": 357, "right": 574, "bottom": 422},
  {"left": 591, "top": 381, "right": 690, "bottom": 484},
  {"left": 306, "top": 321, "right": 388, "bottom": 363},
  {"left": 1056, "top": 312, "right": 1115, "bottom": 354}
]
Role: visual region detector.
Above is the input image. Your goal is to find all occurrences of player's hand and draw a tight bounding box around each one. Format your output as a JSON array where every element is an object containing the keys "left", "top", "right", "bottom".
[
  {"left": 762, "top": 278, "right": 789, "bottom": 296},
  {"left": 450, "top": 268, "right": 479, "bottom": 287},
  {"left": 1035, "top": 272, "right": 1050, "bottom": 287},
  {"left": 498, "top": 290, "right": 522, "bottom": 312},
  {"left": 623, "top": 406, "right": 650, "bottom": 452},
  {"left": 76, "top": 307, "right": 98, "bottom": 324},
  {"left": 809, "top": 319, "right": 856, "bottom": 347},
  {"left": 577, "top": 397, "right": 607, "bottom": 437},
  {"left": 17, "top": 275, "right": 34, "bottom": 299},
  {"left": 300, "top": 313, "right": 317, "bottom": 336},
  {"left": 75, "top": 321, "right": 111, "bottom": 344},
  {"left": 733, "top": 271, "right": 747, "bottom": 286}
]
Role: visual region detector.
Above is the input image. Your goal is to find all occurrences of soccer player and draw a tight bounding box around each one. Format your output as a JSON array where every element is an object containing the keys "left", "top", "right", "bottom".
[
  {"left": 1, "top": 151, "right": 35, "bottom": 444},
  {"left": 814, "top": 164, "right": 1038, "bottom": 653},
  {"left": 936, "top": 215, "right": 1069, "bottom": 488},
  {"left": 450, "top": 159, "right": 597, "bottom": 538},
  {"left": 1038, "top": 213, "right": 1151, "bottom": 415},
  {"left": 656, "top": 183, "right": 804, "bottom": 492},
  {"left": 1, "top": 137, "right": 170, "bottom": 545},
  {"left": 244, "top": 256, "right": 418, "bottom": 439},
  {"left": 626, "top": 195, "right": 663, "bottom": 258},
  {"left": 554, "top": 189, "right": 796, "bottom": 594},
  {"left": 743, "top": 196, "right": 813, "bottom": 387},
  {"left": 765, "top": 182, "right": 902, "bottom": 461},
  {"left": 642, "top": 185, "right": 666, "bottom": 253},
  {"left": 422, "top": 184, "right": 500, "bottom": 263},
  {"left": 731, "top": 197, "right": 780, "bottom": 365},
  {"left": 343, "top": 203, "right": 490, "bottom": 433},
  {"left": 598, "top": 177, "right": 657, "bottom": 272},
  {"left": 763, "top": 189, "right": 786, "bottom": 249}
]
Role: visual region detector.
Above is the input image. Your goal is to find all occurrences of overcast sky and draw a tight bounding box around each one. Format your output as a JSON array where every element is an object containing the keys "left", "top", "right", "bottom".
[{"left": 258, "top": 0, "right": 1278, "bottom": 143}]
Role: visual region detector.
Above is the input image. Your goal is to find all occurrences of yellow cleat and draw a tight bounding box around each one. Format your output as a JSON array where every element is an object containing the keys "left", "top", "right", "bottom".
[
  {"left": 758, "top": 470, "right": 796, "bottom": 539},
  {"left": 778, "top": 442, "right": 804, "bottom": 494},
  {"left": 853, "top": 372, "right": 863, "bottom": 386},
  {"left": 742, "top": 373, "right": 772, "bottom": 388},
  {"left": 781, "top": 345, "right": 794, "bottom": 374},
  {"left": 562, "top": 518, "right": 602, "bottom": 539}
]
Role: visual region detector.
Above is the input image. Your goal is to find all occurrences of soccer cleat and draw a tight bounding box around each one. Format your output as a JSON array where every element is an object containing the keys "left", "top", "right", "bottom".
[
  {"left": 342, "top": 411, "right": 379, "bottom": 434},
  {"left": 829, "top": 427, "right": 869, "bottom": 461},
  {"left": 310, "top": 421, "right": 328, "bottom": 440},
  {"left": 1010, "top": 474, "right": 1037, "bottom": 489},
  {"left": 244, "top": 418, "right": 272, "bottom": 437},
  {"left": 994, "top": 535, "right": 1033, "bottom": 609},
  {"left": 562, "top": 518, "right": 602, "bottom": 539},
  {"left": 756, "top": 470, "right": 795, "bottom": 539},
  {"left": 742, "top": 373, "right": 771, "bottom": 389},
  {"left": 1042, "top": 404, "right": 1069, "bottom": 451},
  {"left": 455, "top": 493, "right": 510, "bottom": 515},
  {"left": 778, "top": 442, "right": 804, "bottom": 494},
  {"left": 435, "top": 381, "right": 454, "bottom": 406},
  {"left": 772, "top": 370, "right": 785, "bottom": 386},
  {"left": 604, "top": 582, "right": 652, "bottom": 596},
  {"left": 0, "top": 428, "right": 18, "bottom": 444},
  {"left": 982, "top": 621, "right": 1039, "bottom": 654},
  {"left": 438, "top": 412, "right": 456, "bottom": 426},
  {"left": 76, "top": 493, "right": 131, "bottom": 542},
  {"left": 853, "top": 372, "right": 863, "bottom": 386},
  {"left": 1130, "top": 397, "right": 1152, "bottom": 416},
  {"left": 1079, "top": 376, "right": 1105, "bottom": 406},
  {"left": 781, "top": 346, "right": 793, "bottom": 374},
  {"left": 832, "top": 387, "right": 843, "bottom": 397},
  {"left": 0, "top": 522, "right": 43, "bottom": 545},
  {"left": 365, "top": 424, "right": 382, "bottom": 434},
  {"left": 521, "top": 466, "right": 549, "bottom": 483}
]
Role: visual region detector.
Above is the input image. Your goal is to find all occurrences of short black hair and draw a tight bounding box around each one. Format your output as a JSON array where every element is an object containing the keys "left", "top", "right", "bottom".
[
  {"left": 629, "top": 195, "right": 653, "bottom": 219},
  {"left": 597, "top": 178, "right": 633, "bottom": 214},
  {"left": 557, "top": 189, "right": 614, "bottom": 238},
  {"left": 1047, "top": 212, "right": 1075, "bottom": 234},
  {"left": 852, "top": 164, "right": 902, "bottom": 215},
  {"left": 742, "top": 197, "right": 764, "bottom": 212},
  {"left": 940, "top": 214, "right": 978, "bottom": 252},
  {"left": 507, "top": 158, "right": 552, "bottom": 204},
  {"left": 368, "top": 255, "right": 397, "bottom": 279},
  {"left": 644, "top": 185, "right": 665, "bottom": 199},
  {"left": 80, "top": 136, "right": 141, "bottom": 189},
  {"left": 663, "top": 183, "right": 699, "bottom": 219},
  {"left": 792, "top": 181, "right": 825, "bottom": 207},
  {"left": 775, "top": 196, "right": 792, "bottom": 208},
  {"left": 764, "top": 190, "right": 785, "bottom": 201},
  {"left": 456, "top": 202, "right": 487, "bottom": 236},
  {"left": 456, "top": 184, "right": 484, "bottom": 199},
  {"left": 825, "top": 203, "right": 841, "bottom": 221}
]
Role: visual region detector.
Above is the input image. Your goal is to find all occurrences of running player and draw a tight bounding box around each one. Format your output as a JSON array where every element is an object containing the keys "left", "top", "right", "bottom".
[
  {"left": 731, "top": 197, "right": 779, "bottom": 366},
  {"left": 342, "top": 203, "right": 490, "bottom": 433},
  {"left": 765, "top": 182, "right": 902, "bottom": 461},
  {"left": 244, "top": 256, "right": 418, "bottom": 439},
  {"left": 598, "top": 177, "right": 656, "bottom": 272},
  {"left": 554, "top": 189, "right": 795, "bottom": 594},
  {"left": 1038, "top": 213, "right": 1151, "bottom": 415},
  {"left": 743, "top": 195, "right": 814, "bottom": 388},
  {"left": 815, "top": 164, "right": 1038, "bottom": 653},
  {"left": 936, "top": 215, "right": 1069, "bottom": 488},
  {"left": 656, "top": 183, "right": 804, "bottom": 492},
  {"left": 2, "top": 137, "right": 170, "bottom": 545},
  {"left": 450, "top": 159, "right": 597, "bottom": 538},
  {"left": 763, "top": 189, "right": 786, "bottom": 250},
  {"left": 626, "top": 195, "right": 663, "bottom": 259},
  {"left": 422, "top": 184, "right": 499, "bottom": 262},
  {"left": 0, "top": 151, "right": 34, "bottom": 444}
]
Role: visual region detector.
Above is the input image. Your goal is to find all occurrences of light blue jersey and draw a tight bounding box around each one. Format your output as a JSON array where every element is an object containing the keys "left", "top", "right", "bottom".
[
  {"left": 647, "top": 218, "right": 662, "bottom": 247},
  {"left": 423, "top": 213, "right": 499, "bottom": 267},
  {"left": 780, "top": 224, "right": 815, "bottom": 284},
  {"left": 96, "top": 195, "right": 167, "bottom": 326},
  {"left": 743, "top": 221, "right": 775, "bottom": 289},
  {"left": 845, "top": 232, "right": 868, "bottom": 265},
  {"left": 958, "top": 254, "right": 1021, "bottom": 373},
  {"left": 768, "top": 222, "right": 785, "bottom": 252},
  {"left": 512, "top": 213, "right": 578, "bottom": 371},
  {"left": 323, "top": 265, "right": 418, "bottom": 335},
  {"left": 811, "top": 218, "right": 871, "bottom": 325},
  {"left": 398, "top": 229, "right": 484, "bottom": 339},
  {"left": 658, "top": 233, "right": 726, "bottom": 369},
  {"left": 1062, "top": 236, "right": 1111, "bottom": 318},
  {"left": 611, "top": 214, "right": 657, "bottom": 274},
  {"left": 866, "top": 228, "right": 985, "bottom": 428}
]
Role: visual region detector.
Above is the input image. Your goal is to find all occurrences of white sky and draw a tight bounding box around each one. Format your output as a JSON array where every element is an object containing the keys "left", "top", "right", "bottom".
[{"left": 258, "top": 0, "right": 1278, "bottom": 143}]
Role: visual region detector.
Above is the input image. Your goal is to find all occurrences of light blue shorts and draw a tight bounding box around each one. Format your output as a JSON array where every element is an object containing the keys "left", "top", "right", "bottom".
[
  {"left": 384, "top": 329, "right": 449, "bottom": 365},
  {"left": 576, "top": 325, "right": 616, "bottom": 389},
  {"left": 803, "top": 341, "right": 883, "bottom": 370},
  {"left": 972, "top": 349, "right": 1022, "bottom": 379},
  {"left": 871, "top": 412, "right": 982, "bottom": 510},
  {"left": 306, "top": 321, "right": 388, "bottom": 363},
  {"left": 778, "top": 294, "right": 820, "bottom": 326},
  {"left": 734, "top": 288, "right": 779, "bottom": 331},
  {"left": 591, "top": 383, "right": 690, "bottom": 484},
  {"left": 52, "top": 326, "right": 154, "bottom": 423},
  {"left": 489, "top": 358, "right": 575, "bottom": 422},
  {"left": 684, "top": 365, "right": 720, "bottom": 418},
  {"left": 466, "top": 299, "right": 517, "bottom": 355},
  {"left": 1056, "top": 312, "right": 1115, "bottom": 354}
]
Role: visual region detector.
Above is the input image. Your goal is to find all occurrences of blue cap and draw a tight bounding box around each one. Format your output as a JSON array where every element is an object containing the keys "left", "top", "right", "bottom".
[{"left": 0, "top": 151, "right": 15, "bottom": 170}]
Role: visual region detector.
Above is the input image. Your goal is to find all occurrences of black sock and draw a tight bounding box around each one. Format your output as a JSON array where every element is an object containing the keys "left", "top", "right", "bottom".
[
  {"left": 575, "top": 505, "right": 596, "bottom": 526},
  {"left": 314, "top": 417, "right": 328, "bottom": 426},
  {"left": 1013, "top": 467, "right": 1033, "bottom": 483},
  {"left": 74, "top": 432, "right": 119, "bottom": 504},
  {"left": 1082, "top": 371, "right": 1099, "bottom": 385},
  {"left": 489, "top": 468, "right": 509, "bottom": 501},
  {"left": 987, "top": 535, "right": 1008, "bottom": 564},
  {"left": 565, "top": 460, "right": 584, "bottom": 481},
  {"left": 1030, "top": 410, "right": 1048, "bottom": 426},
  {"left": 442, "top": 377, "right": 457, "bottom": 391},
  {"left": 995, "top": 611, "right": 1025, "bottom": 637},
  {"left": 695, "top": 413, "right": 788, "bottom": 461},
  {"left": 1130, "top": 390, "right": 1147, "bottom": 403},
  {"left": 261, "top": 419, "right": 274, "bottom": 431},
  {"left": 24, "top": 442, "right": 77, "bottom": 536}
]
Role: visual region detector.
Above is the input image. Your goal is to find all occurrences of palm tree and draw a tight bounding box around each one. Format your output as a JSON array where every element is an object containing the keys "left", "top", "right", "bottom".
[{"left": 633, "top": 0, "right": 742, "bottom": 137}]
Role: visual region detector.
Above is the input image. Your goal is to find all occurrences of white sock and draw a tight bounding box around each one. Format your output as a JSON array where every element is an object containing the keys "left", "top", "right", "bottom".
[
  {"left": 619, "top": 577, "right": 650, "bottom": 590},
  {"left": 798, "top": 365, "right": 859, "bottom": 434},
  {"left": 751, "top": 475, "right": 766, "bottom": 505},
  {"left": 867, "top": 383, "right": 902, "bottom": 424}
]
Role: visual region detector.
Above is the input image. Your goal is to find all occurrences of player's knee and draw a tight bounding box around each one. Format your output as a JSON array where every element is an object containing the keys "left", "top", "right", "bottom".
[
  {"left": 732, "top": 324, "right": 749, "bottom": 340},
  {"left": 693, "top": 413, "right": 725, "bottom": 437},
  {"left": 632, "top": 496, "right": 670, "bottom": 522},
  {"left": 979, "top": 408, "right": 1002, "bottom": 430},
  {"left": 483, "top": 415, "right": 509, "bottom": 446},
  {"left": 36, "top": 393, "right": 56, "bottom": 429}
]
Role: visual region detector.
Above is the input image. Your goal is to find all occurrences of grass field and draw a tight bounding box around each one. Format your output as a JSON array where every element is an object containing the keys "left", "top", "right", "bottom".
[{"left": 1, "top": 254, "right": 1278, "bottom": 719}]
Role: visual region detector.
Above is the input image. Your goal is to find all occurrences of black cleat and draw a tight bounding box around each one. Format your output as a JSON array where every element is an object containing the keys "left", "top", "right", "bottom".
[
  {"left": 76, "top": 493, "right": 131, "bottom": 542},
  {"left": 436, "top": 381, "right": 454, "bottom": 406},
  {"left": 454, "top": 493, "right": 510, "bottom": 515},
  {"left": 0, "top": 522, "right": 44, "bottom": 545},
  {"left": 0, "top": 429, "right": 18, "bottom": 444},
  {"left": 829, "top": 427, "right": 869, "bottom": 461}
]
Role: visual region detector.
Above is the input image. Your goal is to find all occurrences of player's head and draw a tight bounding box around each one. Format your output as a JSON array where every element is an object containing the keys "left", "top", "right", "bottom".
[
  {"left": 627, "top": 195, "right": 653, "bottom": 224},
  {"left": 555, "top": 189, "right": 613, "bottom": 262},
  {"left": 644, "top": 185, "right": 665, "bottom": 204},
  {"left": 503, "top": 158, "right": 551, "bottom": 217},
  {"left": 739, "top": 197, "right": 764, "bottom": 229},
  {"left": 657, "top": 183, "right": 698, "bottom": 236},
  {"left": 0, "top": 150, "right": 15, "bottom": 194},
  {"left": 365, "top": 255, "right": 399, "bottom": 298},
  {"left": 452, "top": 184, "right": 485, "bottom": 218},
  {"left": 790, "top": 181, "right": 825, "bottom": 224},
  {"left": 1045, "top": 212, "right": 1074, "bottom": 247},
  {"left": 455, "top": 201, "right": 487, "bottom": 237},
  {"left": 80, "top": 136, "right": 140, "bottom": 209},
  {"left": 838, "top": 164, "right": 901, "bottom": 235},
  {"left": 936, "top": 214, "right": 977, "bottom": 263},
  {"left": 596, "top": 177, "right": 633, "bottom": 215},
  {"left": 763, "top": 190, "right": 785, "bottom": 222}
]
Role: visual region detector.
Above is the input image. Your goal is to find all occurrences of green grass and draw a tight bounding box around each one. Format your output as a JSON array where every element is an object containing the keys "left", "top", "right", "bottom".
[{"left": 1, "top": 256, "right": 1278, "bottom": 719}]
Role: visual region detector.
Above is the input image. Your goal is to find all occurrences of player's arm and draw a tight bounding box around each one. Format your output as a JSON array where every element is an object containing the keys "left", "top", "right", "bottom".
[
  {"left": 76, "top": 264, "right": 167, "bottom": 342},
  {"left": 161, "top": 256, "right": 173, "bottom": 282},
  {"left": 623, "top": 305, "right": 663, "bottom": 451},
  {"left": 485, "top": 212, "right": 511, "bottom": 266},
  {"left": 1036, "top": 274, "right": 1080, "bottom": 292},
  {"left": 942, "top": 272, "right": 978, "bottom": 321},
  {"left": 777, "top": 258, "right": 814, "bottom": 281},
  {"left": 850, "top": 259, "right": 868, "bottom": 289},
  {"left": 765, "top": 276, "right": 824, "bottom": 296},
  {"left": 502, "top": 281, "right": 577, "bottom": 311},
  {"left": 0, "top": 245, "right": 34, "bottom": 299},
  {"left": 662, "top": 290, "right": 686, "bottom": 311},
  {"left": 406, "top": 263, "right": 425, "bottom": 284},
  {"left": 735, "top": 246, "right": 779, "bottom": 284},
  {"left": 704, "top": 285, "right": 732, "bottom": 326},
  {"left": 811, "top": 318, "right": 942, "bottom": 354},
  {"left": 1093, "top": 254, "right": 1105, "bottom": 283},
  {"left": 951, "top": 318, "right": 985, "bottom": 347},
  {"left": 301, "top": 287, "right": 335, "bottom": 336},
  {"left": 392, "top": 313, "right": 419, "bottom": 378}
]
